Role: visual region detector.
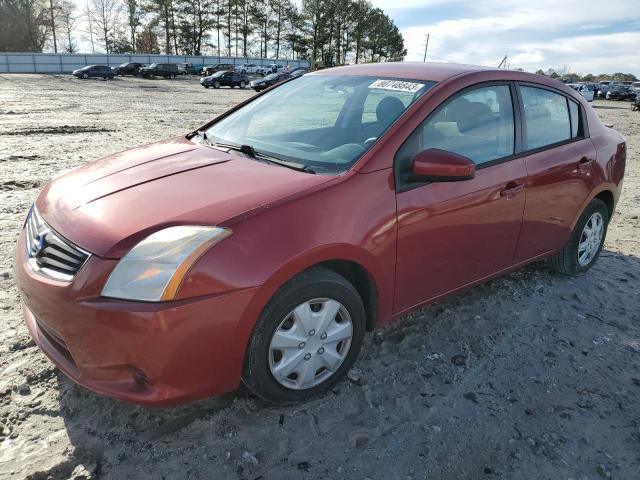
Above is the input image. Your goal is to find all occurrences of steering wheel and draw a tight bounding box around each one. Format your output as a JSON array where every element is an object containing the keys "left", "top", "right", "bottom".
[{"left": 362, "top": 137, "right": 378, "bottom": 148}]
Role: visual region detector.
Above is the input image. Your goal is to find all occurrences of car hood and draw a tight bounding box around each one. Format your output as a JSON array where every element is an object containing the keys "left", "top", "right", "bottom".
[{"left": 36, "top": 137, "right": 335, "bottom": 258}]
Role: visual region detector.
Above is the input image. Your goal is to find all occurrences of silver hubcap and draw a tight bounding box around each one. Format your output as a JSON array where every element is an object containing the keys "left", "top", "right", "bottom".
[
  {"left": 578, "top": 212, "right": 604, "bottom": 267},
  {"left": 268, "top": 298, "right": 353, "bottom": 390}
]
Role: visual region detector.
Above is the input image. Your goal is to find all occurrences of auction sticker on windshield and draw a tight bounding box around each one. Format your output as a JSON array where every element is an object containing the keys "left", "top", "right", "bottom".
[{"left": 369, "top": 79, "right": 424, "bottom": 93}]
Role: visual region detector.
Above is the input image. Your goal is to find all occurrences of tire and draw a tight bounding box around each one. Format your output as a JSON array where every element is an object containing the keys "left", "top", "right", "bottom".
[
  {"left": 82, "top": 73, "right": 88, "bottom": 79},
  {"left": 241, "top": 69, "right": 246, "bottom": 74},
  {"left": 240, "top": 81, "right": 246, "bottom": 89},
  {"left": 549, "top": 198, "right": 609, "bottom": 275},
  {"left": 214, "top": 81, "right": 220, "bottom": 89},
  {"left": 203, "top": 85, "right": 209, "bottom": 89},
  {"left": 243, "top": 267, "right": 366, "bottom": 404}
]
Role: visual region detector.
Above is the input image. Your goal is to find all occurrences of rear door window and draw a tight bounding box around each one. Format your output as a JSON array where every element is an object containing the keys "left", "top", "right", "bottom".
[{"left": 520, "top": 86, "right": 571, "bottom": 150}]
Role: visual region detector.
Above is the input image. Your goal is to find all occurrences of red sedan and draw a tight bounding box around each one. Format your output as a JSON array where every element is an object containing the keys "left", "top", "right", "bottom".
[{"left": 14, "top": 63, "right": 625, "bottom": 405}]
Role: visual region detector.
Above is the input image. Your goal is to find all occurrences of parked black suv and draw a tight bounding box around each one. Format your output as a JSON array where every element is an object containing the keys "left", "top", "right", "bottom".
[
  {"left": 200, "top": 71, "right": 249, "bottom": 89},
  {"left": 139, "top": 63, "right": 179, "bottom": 79},
  {"left": 201, "top": 63, "right": 235, "bottom": 76},
  {"left": 114, "top": 62, "right": 145, "bottom": 76},
  {"left": 72, "top": 65, "right": 114, "bottom": 80}
]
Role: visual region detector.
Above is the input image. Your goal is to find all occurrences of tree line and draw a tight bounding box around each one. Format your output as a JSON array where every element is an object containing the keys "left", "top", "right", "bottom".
[
  {"left": 534, "top": 68, "right": 637, "bottom": 83},
  {"left": 0, "top": 0, "right": 406, "bottom": 65}
]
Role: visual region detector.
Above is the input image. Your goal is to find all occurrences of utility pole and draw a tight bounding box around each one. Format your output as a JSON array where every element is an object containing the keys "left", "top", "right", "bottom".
[
  {"left": 49, "top": 0, "right": 58, "bottom": 53},
  {"left": 498, "top": 55, "right": 508, "bottom": 69},
  {"left": 423, "top": 34, "right": 429, "bottom": 62}
]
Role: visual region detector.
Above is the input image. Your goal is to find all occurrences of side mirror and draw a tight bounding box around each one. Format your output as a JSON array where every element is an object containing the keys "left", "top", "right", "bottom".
[{"left": 411, "top": 149, "right": 476, "bottom": 182}]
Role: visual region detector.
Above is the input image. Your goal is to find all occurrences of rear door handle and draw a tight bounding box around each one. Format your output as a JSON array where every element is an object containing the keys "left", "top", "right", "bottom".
[{"left": 500, "top": 182, "right": 525, "bottom": 198}]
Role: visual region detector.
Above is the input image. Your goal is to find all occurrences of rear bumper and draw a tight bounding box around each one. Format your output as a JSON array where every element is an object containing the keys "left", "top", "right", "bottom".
[{"left": 14, "top": 229, "right": 274, "bottom": 406}]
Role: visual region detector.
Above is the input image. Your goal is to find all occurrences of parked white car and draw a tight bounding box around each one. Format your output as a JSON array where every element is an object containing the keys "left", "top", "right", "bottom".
[
  {"left": 578, "top": 84, "right": 595, "bottom": 102},
  {"left": 235, "top": 63, "right": 267, "bottom": 75},
  {"left": 568, "top": 83, "right": 594, "bottom": 102}
]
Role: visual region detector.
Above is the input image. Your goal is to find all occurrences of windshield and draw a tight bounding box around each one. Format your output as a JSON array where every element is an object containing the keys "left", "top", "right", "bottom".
[
  {"left": 119, "top": 62, "right": 128, "bottom": 67},
  {"left": 204, "top": 74, "right": 435, "bottom": 173},
  {"left": 211, "top": 71, "right": 226, "bottom": 78},
  {"left": 148, "top": 63, "right": 157, "bottom": 68},
  {"left": 264, "top": 73, "right": 278, "bottom": 80}
]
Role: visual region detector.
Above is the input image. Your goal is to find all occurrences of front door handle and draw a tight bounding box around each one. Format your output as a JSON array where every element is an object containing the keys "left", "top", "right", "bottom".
[
  {"left": 500, "top": 182, "right": 525, "bottom": 198},
  {"left": 578, "top": 157, "right": 594, "bottom": 172}
]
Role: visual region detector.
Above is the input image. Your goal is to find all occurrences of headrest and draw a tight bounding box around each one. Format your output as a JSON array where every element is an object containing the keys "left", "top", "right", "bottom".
[{"left": 376, "top": 96, "right": 406, "bottom": 125}]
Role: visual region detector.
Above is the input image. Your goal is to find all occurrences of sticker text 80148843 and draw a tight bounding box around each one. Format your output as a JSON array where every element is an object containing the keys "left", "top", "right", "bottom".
[{"left": 368, "top": 79, "right": 424, "bottom": 93}]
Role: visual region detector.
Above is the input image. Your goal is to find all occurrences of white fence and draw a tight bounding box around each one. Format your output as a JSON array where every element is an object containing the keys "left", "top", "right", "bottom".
[{"left": 0, "top": 53, "right": 310, "bottom": 74}]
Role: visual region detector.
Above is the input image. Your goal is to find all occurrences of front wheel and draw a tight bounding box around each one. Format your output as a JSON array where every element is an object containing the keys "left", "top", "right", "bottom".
[
  {"left": 243, "top": 267, "right": 366, "bottom": 404},
  {"left": 240, "top": 81, "right": 246, "bottom": 89},
  {"left": 550, "top": 198, "right": 609, "bottom": 275},
  {"left": 214, "top": 81, "right": 221, "bottom": 89}
]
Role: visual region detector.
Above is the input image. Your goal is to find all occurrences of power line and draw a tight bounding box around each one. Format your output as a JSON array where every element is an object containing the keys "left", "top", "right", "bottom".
[
  {"left": 427, "top": 35, "right": 498, "bottom": 56},
  {"left": 423, "top": 33, "right": 429, "bottom": 62}
]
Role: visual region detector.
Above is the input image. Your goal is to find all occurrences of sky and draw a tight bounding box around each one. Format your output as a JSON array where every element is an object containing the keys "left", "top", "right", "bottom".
[
  {"left": 70, "top": 0, "right": 639, "bottom": 76},
  {"left": 373, "top": 0, "right": 640, "bottom": 76}
]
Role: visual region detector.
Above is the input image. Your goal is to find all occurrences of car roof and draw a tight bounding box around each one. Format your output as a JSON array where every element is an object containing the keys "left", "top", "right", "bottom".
[{"left": 313, "top": 61, "right": 492, "bottom": 82}]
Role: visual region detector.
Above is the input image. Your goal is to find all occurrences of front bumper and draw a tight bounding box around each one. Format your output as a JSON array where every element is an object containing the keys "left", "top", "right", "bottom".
[{"left": 14, "top": 228, "right": 273, "bottom": 406}]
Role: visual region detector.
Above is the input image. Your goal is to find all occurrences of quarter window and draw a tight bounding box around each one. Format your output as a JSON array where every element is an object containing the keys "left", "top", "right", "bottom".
[
  {"left": 520, "top": 86, "right": 571, "bottom": 150},
  {"left": 401, "top": 84, "right": 515, "bottom": 167},
  {"left": 568, "top": 99, "right": 580, "bottom": 138}
]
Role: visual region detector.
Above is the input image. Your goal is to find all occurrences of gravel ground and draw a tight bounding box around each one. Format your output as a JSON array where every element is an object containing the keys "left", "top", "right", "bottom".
[{"left": 0, "top": 74, "right": 639, "bottom": 480}]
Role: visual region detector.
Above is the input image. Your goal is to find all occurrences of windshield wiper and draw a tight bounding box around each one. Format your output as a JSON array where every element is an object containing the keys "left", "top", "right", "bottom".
[
  {"left": 252, "top": 149, "right": 316, "bottom": 174},
  {"left": 207, "top": 139, "right": 315, "bottom": 174},
  {"left": 193, "top": 130, "right": 214, "bottom": 147},
  {"left": 193, "top": 132, "right": 315, "bottom": 174}
]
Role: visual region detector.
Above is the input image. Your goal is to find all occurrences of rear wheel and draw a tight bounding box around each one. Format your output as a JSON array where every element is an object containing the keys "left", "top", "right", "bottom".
[
  {"left": 243, "top": 267, "right": 366, "bottom": 404},
  {"left": 550, "top": 198, "right": 609, "bottom": 275}
]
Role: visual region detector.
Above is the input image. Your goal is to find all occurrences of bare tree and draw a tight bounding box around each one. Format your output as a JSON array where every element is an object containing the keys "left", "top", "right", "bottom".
[
  {"left": 125, "top": 0, "right": 141, "bottom": 52},
  {"left": 57, "top": 0, "right": 77, "bottom": 52},
  {"left": 48, "top": 0, "right": 57, "bottom": 51},
  {"left": 87, "top": 0, "right": 122, "bottom": 53}
]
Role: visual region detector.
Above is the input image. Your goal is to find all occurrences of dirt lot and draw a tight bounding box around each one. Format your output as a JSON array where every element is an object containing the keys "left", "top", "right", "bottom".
[{"left": 0, "top": 74, "right": 639, "bottom": 480}]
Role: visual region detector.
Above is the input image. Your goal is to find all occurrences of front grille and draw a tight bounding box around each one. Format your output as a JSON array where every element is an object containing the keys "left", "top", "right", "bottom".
[{"left": 24, "top": 206, "right": 89, "bottom": 281}]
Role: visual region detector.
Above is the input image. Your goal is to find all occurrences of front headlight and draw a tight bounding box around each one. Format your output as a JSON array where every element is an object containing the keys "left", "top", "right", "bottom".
[{"left": 102, "top": 226, "right": 232, "bottom": 302}]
